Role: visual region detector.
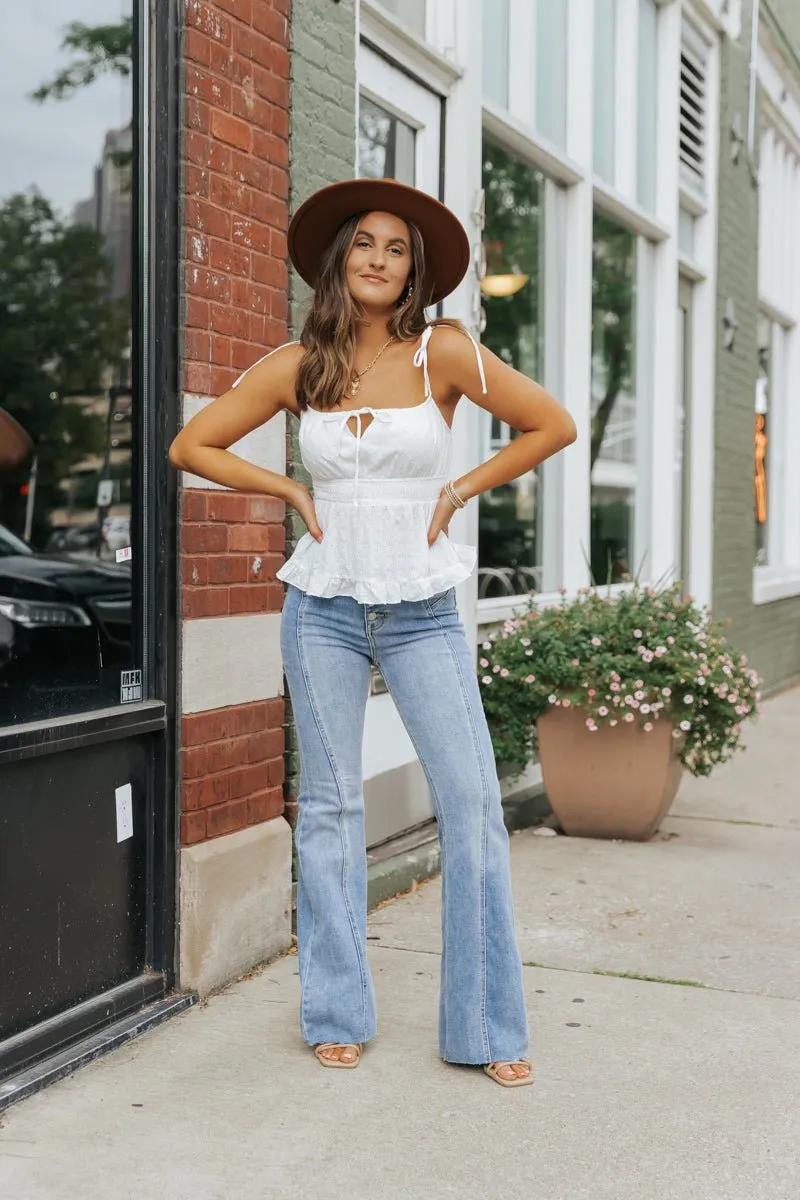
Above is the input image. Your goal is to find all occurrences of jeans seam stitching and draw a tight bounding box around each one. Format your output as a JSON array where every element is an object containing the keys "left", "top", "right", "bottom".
[
  {"left": 424, "top": 604, "right": 492, "bottom": 1063},
  {"left": 295, "top": 588, "right": 370, "bottom": 1042},
  {"left": 376, "top": 660, "right": 450, "bottom": 1057}
]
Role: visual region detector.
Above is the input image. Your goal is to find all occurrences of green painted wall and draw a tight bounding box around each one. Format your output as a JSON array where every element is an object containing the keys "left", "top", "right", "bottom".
[
  {"left": 284, "top": 0, "right": 357, "bottom": 825},
  {"left": 712, "top": 0, "right": 800, "bottom": 692}
]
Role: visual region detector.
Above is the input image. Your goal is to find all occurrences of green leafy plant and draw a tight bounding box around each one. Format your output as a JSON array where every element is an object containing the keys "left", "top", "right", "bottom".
[{"left": 478, "top": 582, "right": 761, "bottom": 780}]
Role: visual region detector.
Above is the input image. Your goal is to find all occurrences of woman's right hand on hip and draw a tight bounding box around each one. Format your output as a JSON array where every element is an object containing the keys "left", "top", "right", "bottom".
[{"left": 288, "top": 482, "right": 323, "bottom": 543}]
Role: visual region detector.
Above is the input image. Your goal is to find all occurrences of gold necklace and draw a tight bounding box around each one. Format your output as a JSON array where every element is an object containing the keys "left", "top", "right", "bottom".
[{"left": 347, "top": 336, "right": 395, "bottom": 397}]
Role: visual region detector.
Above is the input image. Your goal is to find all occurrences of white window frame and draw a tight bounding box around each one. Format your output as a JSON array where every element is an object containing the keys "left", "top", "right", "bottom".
[
  {"left": 753, "top": 33, "right": 800, "bottom": 604},
  {"left": 476, "top": 135, "right": 566, "bottom": 612},
  {"left": 478, "top": 0, "right": 689, "bottom": 630}
]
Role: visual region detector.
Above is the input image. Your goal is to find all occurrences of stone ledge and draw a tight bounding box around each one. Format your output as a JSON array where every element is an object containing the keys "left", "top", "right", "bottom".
[{"left": 180, "top": 818, "right": 293, "bottom": 997}]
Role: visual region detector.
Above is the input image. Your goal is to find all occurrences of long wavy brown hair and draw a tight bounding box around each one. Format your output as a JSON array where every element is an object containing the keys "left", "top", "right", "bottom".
[{"left": 296, "top": 212, "right": 446, "bottom": 411}]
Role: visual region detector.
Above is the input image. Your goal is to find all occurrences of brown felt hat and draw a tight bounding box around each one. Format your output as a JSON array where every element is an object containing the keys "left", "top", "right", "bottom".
[{"left": 288, "top": 178, "right": 470, "bottom": 306}]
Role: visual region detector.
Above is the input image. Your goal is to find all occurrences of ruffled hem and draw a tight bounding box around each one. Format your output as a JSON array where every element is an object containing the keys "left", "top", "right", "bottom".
[{"left": 276, "top": 538, "right": 477, "bottom": 604}]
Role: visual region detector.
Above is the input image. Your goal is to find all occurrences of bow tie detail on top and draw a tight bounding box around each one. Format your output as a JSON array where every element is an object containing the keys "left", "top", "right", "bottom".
[{"left": 322, "top": 407, "right": 394, "bottom": 506}]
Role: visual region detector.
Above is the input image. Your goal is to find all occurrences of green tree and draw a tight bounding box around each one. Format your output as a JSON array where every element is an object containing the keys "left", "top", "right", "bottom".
[
  {"left": 0, "top": 193, "right": 128, "bottom": 543},
  {"left": 31, "top": 18, "right": 132, "bottom": 102},
  {"left": 33, "top": 17, "right": 134, "bottom": 172},
  {"left": 590, "top": 214, "right": 636, "bottom": 470}
]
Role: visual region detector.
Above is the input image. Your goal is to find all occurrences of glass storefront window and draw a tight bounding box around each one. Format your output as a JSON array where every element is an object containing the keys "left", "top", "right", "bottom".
[
  {"left": 590, "top": 213, "right": 637, "bottom": 585},
  {"left": 0, "top": 2, "right": 137, "bottom": 725},
  {"left": 594, "top": 0, "right": 617, "bottom": 182},
  {"left": 482, "top": 0, "right": 510, "bottom": 110},
  {"left": 479, "top": 138, "right": 545, "bottom": 599},
  {"left": 359, "top": 96, "right": 416, "bottom": 184},
  {"left": 754, "top": 315, "right": 771, "bottom": 567}
]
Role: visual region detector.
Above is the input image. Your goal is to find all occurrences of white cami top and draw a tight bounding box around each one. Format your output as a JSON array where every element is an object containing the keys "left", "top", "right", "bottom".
[{"left": 232, "top": 324, "right": 487, "bottom": 604}]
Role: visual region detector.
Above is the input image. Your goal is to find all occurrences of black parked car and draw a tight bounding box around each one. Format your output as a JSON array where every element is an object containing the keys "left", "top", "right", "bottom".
[{"left": 0, "top": 524, "right": 133, "bottom": 723}]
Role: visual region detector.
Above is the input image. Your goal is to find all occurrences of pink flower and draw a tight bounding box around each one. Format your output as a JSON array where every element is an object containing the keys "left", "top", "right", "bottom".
[
  {"left": 667, "top": 636, "right": 675, "bottom": 645},
  {"left": 662, "top": 687, "right": 671, "bottom": 697},
  {"left": 571, "top": 658, "right": 580, "bottom": 666},
  {"left": 635, "top": 690, "right": 645, "bottom": 701},
  {"left": 654, "top": 646, "right": 666, "bottom": 657},
  {"left": 611, "top": 673, "right": 621, "bottom": 682},
  {"left": 479, "top": 658, "right": 489, "bottom": 668},
  {"left": 585, "top": 717, "right": 595, "bottom": 729},
  {"left": 520, "top": 637, "right": 531, "bottom": 646},
  {"left": 642, "top": 650, "right": 655, "bottom": 663},
  {"left": 500, "top": 668, "right": 509, "bottom": 678},
  {"left": 610, "top": 682, "right": 621, "bottom": 692},
  {"left": 525, "top": 674, "right": 535, "bottom": 683},
  {"left": 635, "top": 680, "right": 644, "bottom": 689},
  {"left": 609, "top": 719, "right": 618, "bottom": 727},
  {"left": 492, "top": 665, "right": 501, "bottom": 673},
  {"left": 588, "top": 688, "right": 596, "bottom": 697},
  {"left": 481, "top": 676, "right": 492, "bottom": 685},
  {"left": 598, "top": 706, "right": 609, "bottom": 716},
  {"left": 548, "top": 695, "right": 557, "bottom": 704},
  {"left": 624, "top": 712, "right": 635, "bottom": 722},
  {"left": 633, "top": 629, "right": 643, "bottom": 638},
  {"left": 644, "top": 722, "right": 653, "bottom": 732},
  {"left": 563, "top": 699, "right": 571, "bottom": 708},
  {"left": 591, "top": 637, "right": 602, "bottom": 647}
]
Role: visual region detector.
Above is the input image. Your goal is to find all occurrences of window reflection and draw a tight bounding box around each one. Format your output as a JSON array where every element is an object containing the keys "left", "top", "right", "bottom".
[
  {"left": 0, "top": 3, "right": 136, "bottom": 725},
  {"left": 358, "top": 96, "right": 416, "bottom": 184},
  {"left": 590, "top": 213, "right": 637, "bottom": 585},
  {"left": 479, "top": 139, "right": 544, "bottom": 599}
]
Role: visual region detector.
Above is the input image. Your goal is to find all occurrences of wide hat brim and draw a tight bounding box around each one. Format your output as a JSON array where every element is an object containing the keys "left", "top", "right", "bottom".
[{"left": 288, "top": 178, "right": 470, "bottom": 306}]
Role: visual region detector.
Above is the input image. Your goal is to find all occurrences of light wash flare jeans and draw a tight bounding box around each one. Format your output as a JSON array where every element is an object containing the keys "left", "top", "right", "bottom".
[{"left": 280, "top": 583, "right": 529, "bottom": 1064}]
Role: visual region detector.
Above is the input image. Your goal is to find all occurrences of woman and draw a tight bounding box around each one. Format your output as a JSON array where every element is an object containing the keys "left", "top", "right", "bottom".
[{"left": 170, "top": 178, "right": 576, "bottom": 1088}]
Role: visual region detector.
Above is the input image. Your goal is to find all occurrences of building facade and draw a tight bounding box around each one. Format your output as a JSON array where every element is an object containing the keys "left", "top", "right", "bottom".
[
  {"left": 712, "top": 0, "right": 800, "bottom": 687},
  {"left": 2, "top": 0, "right": 799, "bottom": 1104}
]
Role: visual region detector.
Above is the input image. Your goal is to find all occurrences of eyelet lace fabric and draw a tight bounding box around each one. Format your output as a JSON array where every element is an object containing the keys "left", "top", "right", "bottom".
[{"left": 236, "top": 326, "right": 487, "bottom": 604}]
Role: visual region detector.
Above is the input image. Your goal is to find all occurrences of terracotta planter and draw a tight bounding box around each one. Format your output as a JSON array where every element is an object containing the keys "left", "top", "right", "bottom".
[{"left": 536, "top": 706, "right": 684, "bottom": 841}]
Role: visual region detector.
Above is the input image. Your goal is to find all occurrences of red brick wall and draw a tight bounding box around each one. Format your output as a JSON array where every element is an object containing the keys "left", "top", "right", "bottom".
[
  {"left": 179, "top": 0, "right": 290, "bottom": 848},
  {"left": 181, "top": 490, "right": 285, "bottom": 619},
  {"left": 181, "top": 699, "right": 286, "bottom": 846}
]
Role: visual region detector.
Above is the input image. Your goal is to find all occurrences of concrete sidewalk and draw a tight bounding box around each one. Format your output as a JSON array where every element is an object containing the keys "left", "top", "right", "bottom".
[{"left": 2, "top": 690, "right": 799, "bottom": 1200}]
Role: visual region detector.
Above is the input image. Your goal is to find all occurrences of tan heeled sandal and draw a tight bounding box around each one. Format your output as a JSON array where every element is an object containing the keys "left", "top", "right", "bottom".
[
  {"left": 483, "top": 1060, "right": 534, "bottom": 1088},
  {"left": 313, "top": 1042, "right": 363, "bottom": 1069}
]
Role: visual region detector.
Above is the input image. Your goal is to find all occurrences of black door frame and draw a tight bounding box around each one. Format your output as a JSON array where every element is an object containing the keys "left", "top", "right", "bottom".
[{"left": 0, "top": 0, "right": 184, "bottom": 1095}]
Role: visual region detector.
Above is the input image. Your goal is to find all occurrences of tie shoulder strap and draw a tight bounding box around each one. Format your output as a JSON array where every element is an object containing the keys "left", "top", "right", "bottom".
[
  {"left": 230, "top": 340, "right": 301, "bottom": 390},
  {"left": 412, "top": 323, "right": 487, "bottom": 397}
]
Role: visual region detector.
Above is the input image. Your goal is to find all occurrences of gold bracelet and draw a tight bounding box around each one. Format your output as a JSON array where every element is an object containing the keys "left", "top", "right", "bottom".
[{"left": 444, "top": 480, "right": 467, "bottom": 509}]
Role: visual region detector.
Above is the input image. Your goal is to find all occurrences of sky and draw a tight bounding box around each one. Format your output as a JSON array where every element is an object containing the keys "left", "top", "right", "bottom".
[{"left": 0, "top": 0, "right": 133, "bottom": 219}]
